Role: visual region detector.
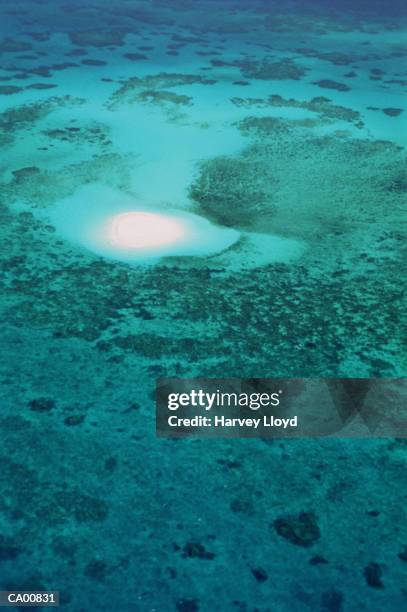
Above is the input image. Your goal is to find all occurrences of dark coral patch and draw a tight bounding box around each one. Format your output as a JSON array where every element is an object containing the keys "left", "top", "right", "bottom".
[
  {"left": 81, "top": 59, "right": 107, "bottom": 66},
  {"left": 176, "top": 599, "right": 200, "bottom": 612},
  {"left": 26, "top": 83, "right": 58, "bottom": 90},
  {"left": 123, "top": 52, "right": 148, "bottom": 61},
  {"left": 0, "top": 85, "right": 22, "bottom": 95},
  {"left": 181, "top": 542, "right": 215, "bottom": 560},
  {"left": 238, "top": 58, "right": 307, "bottom": 80},
  {"left": 313, "top": 79, "right": 350, "bottom": 91},
  {"left": 251, "top": 567, "right": 268, "bottom": 582},
  {"left": 84, "top": 559, "right": 107, "bottom": 582},
  {"left": 69, "top": 30, "right": 125, "bottom": 47},
  {"left": 29, "top": 397, "right": 56, "bottom": 412},
  {"left": 0, "top": 38, "right": 32, "bottom": 53},
  {"left": 66, "top": 48, "right": 88, "bottom": 56},
  {"left": 363, "top": 562, "right": 384, "bottom": 588},
  {"left": 383, "top": 107, "right": 403, "bottom": 117},
  {"left": 138, "top": 90, "right": 192, "bottom": 106},
  {"left": 321, "top": 590, "right": 343, "bottom": 611},
  {"left": 64, "top": 414, "right": 85, "bottom": 426},
  {"left": 0, "top": 535, "right": 22, "bottom": 560},
  {"left": 274, "top": 512, "right": 321, "bottom": 547}
]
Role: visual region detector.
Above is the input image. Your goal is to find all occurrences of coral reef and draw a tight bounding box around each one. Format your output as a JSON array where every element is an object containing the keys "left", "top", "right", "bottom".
[
  {"left": 231, "top": 94, "right": 363, "bottom": 126},
  {"left": 107, "top": 73, "right": 216, "bottom": 107},
  {"left": 0, "top": 96, "right": 85, "bottom": 146},
  {"left": 123, "top": 52, "right": 148, "bottom": 61},
  {"left": 313, "top": 79, "right": 351, "bottom": 92},
  {"left": 274, "top": 512, "right": 321, "bottom": 547},
  {"left": 0, "top": 37, "right": 32, "bottom": 53},
  {"left": 69, "top": 30, "right": 126, "bottom": 47},
  {"left": 0, "top": 86, "right": 22, "bottom": 95},
  {"left": 383, "top": 107, "right": 404, "bottom": 116},
  {"left": 137, "top": 90, "right": 193, "bottom": 106},
  {"left": 189, "top": 155, "right": 275, "bottom": 229},
  {"left": 237, "top": 58, "right": 307, "bottom": 80},
  {"left": 0, "top": 1, "right": 406, "bottom": 610}
]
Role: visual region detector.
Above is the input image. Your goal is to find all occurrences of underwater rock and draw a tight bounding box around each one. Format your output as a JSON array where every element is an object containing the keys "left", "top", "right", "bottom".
[
  {"left": 69, "top": 30, "right": 126, "bottom": 47},
  {"left": 274, "top": 512, "right": 321, "bottom": 547},
  {"left": 313, "top": 79, "right": 350, "bottom": 92}
]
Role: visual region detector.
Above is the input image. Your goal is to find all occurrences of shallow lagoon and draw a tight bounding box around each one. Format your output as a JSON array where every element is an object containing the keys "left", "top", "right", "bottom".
[{"left": 0, "top": 1, "right": 406, "bottom": 610}]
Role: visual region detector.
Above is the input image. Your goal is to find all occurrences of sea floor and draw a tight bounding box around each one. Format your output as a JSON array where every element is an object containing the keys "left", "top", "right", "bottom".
[{"left": 0, "top": 1, "right": 406, "bottom": 610}]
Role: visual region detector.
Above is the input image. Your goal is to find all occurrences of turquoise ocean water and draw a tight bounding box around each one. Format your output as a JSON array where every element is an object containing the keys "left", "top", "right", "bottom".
[{"left": 0, "top": 1, "right": 406, "bottom": 610}]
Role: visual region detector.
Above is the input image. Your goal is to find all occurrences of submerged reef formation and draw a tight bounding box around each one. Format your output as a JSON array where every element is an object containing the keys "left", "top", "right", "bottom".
[
  {"left": 0, "top": 0, "right": 406, "bottom": 610},
  {"left": 107, "top": 72, "right": 216, "bottom": 108},
  {"left": 137, "top": 90, "right": 193, "bottom": 107},
  {"left": 0, "top": 96, "right": 85, "bottom": 147},
  {"left": 313, "top": 79, "right": 351, "bottom": 92},
  {"left": 236, "top": 58, "right": 308, "bottom": 81},
  {"left": 189, "top": 155, "right": 275, "bottom": 229},
  {"left": 69, "top": 30, "right": 127, "bottom": 47},
  {"left": 231, "top": 94, "right": 363, "bottom": 126},
  {"left": 190, "top": 118, "right": 406, "bottom": 243},
  {"left": 0, "top": 37, "right": 32, "bottom": 53}
]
